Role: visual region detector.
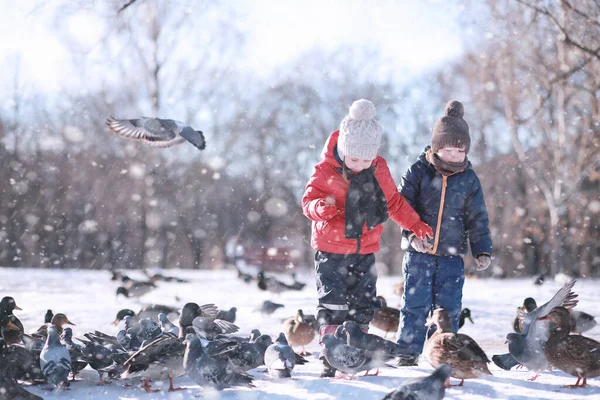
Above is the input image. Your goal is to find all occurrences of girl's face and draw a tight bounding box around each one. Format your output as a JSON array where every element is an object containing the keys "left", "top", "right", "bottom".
[
  {"left": 436, "top": 147, "right": 466, "bottom": 163},
  {"left": 344, "top": 157, "right": 373, "bottom": 173}
]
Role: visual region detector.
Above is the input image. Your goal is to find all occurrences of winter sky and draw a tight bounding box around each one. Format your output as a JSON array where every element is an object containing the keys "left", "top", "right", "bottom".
[{"left": 0, "top": 0, "right": 465, "bottom": 93}]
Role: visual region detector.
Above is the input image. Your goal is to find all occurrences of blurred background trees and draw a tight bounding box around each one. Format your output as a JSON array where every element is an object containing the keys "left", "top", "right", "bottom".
[{"left": 0, "top": 0, "right": 598, "bottom": 277}]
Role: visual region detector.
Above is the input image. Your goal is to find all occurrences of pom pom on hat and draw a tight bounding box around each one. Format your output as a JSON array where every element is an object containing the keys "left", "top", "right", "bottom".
[
  {"left": 431, "top": 100, "right": 471, "bottom": 154},
  {"left": 444, "top": 100, "right": 464, "bottom": 118},
  {"left": 338, "top": 99, "right": 382, "bottom": 161},
  {"left": 349, "top": 99, "right": 377, "bottom": 121}
]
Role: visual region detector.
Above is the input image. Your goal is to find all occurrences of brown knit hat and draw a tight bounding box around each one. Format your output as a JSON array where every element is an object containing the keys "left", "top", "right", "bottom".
[{"left": 431, "top": 100, "right": 470, "bottom": 154}]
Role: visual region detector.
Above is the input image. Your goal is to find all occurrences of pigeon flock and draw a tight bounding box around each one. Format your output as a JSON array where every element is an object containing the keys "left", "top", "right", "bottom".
[{"left": 1, "top": 271, "right": 599, "bottom": 400}]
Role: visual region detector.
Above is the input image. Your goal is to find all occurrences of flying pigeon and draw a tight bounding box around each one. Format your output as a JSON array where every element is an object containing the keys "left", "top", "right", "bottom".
[{"left": 106, "top": 116, "right": 206, "bottom": 151}]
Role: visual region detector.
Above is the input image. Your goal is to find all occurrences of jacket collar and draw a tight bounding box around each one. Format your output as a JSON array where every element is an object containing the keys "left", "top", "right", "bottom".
[{"left": 418, "top": 146, "right": 472, "bottom": 171}]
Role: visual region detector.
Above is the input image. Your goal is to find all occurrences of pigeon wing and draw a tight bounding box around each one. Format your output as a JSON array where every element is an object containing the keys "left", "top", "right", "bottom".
[
  {"left": 107, "top": 116, "right": 183, "bottom": 146},
  {"left": 213, "top": 319, "right": 240, "bottom": 335},
  {"left": 41, "top": 345, "right": 71, "bottom": 373},
  {"left": 523, "top": 318, "right": 551, "bottom": 355},
  {"left": 329, "top": 342, "right": 369, "bottom": 373},
  {"left": 199, "top": 304, "right": 219, "bottom": 318},
  {"left": 522, "top": 279, "right": 578, "bottom": 335}
]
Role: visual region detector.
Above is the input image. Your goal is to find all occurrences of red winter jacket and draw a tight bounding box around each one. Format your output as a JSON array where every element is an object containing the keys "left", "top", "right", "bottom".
[{"left": 302, "top": 130, "right": 421, "bottom": 255}]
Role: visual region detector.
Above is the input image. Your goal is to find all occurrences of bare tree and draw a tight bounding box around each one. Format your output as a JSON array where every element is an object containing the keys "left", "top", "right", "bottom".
[{"left": 458, "top": 0, "right": 600, "bottom": 275}]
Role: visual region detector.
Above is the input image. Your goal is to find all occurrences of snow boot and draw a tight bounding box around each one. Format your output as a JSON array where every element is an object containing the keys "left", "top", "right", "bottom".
[{"left": 318, "top": 324, "right": 339, "bottom": 378}]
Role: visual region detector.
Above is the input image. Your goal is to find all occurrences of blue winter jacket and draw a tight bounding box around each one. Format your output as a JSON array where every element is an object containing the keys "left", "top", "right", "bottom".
[{"left": 400, "top": 147, "right": 492, "bottom": 258}]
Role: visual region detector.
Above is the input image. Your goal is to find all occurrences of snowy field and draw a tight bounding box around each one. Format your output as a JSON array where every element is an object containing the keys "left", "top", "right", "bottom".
[{"left": 1, "top": 266, "right": 600, "bottom": 400}]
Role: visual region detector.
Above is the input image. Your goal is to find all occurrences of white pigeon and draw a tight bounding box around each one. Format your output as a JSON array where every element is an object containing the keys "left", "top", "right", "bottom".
[
  {"left": 40, "top": 325, "right": 72, "bottom": 389},
  {"left": 106, "top": 116, "right": 206, "bottom": 151}
]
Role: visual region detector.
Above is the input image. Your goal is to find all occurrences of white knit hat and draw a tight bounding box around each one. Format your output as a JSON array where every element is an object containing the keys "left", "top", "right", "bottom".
[{"left": 337, "top": 99, "right": 382, "bottom": 160}]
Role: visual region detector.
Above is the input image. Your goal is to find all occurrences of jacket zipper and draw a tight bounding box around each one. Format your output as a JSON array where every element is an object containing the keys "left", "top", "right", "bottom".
[{"left": 430, "top": 175, "right": 448, "bottom": 255}]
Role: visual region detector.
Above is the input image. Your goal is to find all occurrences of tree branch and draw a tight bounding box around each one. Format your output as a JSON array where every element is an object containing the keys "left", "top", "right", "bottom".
[
  {"left": 118, "top": 0, "right": 139, "bottom": 13},
  {"left": 516, "top": 0, "right": 600, "bottom": 60}
]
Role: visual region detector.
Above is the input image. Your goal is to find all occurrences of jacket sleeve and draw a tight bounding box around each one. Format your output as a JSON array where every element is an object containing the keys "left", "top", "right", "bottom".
[
  {"left": 465, "top": 173, "right": 493, "bottom": 257},
  {"left": 378, "top": 159, "right": 421, "bottom": 230},
  {"left": 301, "top": 166, "right": 333, "bottom": 222},
  {"left": 398, "top": 161, "right": 424, "bottom": 240}
]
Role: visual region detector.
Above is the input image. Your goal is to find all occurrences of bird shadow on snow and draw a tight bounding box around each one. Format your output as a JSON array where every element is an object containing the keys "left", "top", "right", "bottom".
[
  {"left": 265, "top": 366, "right": 442, "bottom": 399},
  {"left": 444, "top": 372, "right": 600, "bottom": 400}
]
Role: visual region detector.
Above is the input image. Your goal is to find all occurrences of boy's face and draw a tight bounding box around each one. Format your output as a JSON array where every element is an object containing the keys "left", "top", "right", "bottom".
[
  {"left": 436, "top": 147, "right": 466, "bottom": 163},
  {"left": 344, "top": 157, "right": 373, "bottom": 173}
]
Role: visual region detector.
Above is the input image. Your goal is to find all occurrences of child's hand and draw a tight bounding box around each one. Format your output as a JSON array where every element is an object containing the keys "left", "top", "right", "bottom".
[
  {"left": 411, "top": 237, "right": 433, "bottom": 253},
  {"left": 409, "top": 220, "right": 434, "bottom": 241},
  {"left": 475, "top": 255, "right": 491, "bottom": 271},
  {"left": 316, "top": 197, "right": 338, "bottom": 220}
]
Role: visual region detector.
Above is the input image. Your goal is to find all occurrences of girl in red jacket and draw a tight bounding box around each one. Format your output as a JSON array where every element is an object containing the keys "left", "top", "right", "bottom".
[{"left": 301, "top": 99, "right": 432, "bottom": 377}]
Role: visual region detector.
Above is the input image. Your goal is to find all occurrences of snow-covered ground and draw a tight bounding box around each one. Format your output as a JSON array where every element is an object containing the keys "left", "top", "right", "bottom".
[{"left": 1, "top": 266, "right": 599, "bottom": 400}]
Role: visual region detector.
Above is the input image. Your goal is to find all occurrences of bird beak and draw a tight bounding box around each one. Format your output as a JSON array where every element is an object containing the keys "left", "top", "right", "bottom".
[
  {"left": 504, "top": 339, "right": 508, "bottom": 345},
  {"left": 468, "top": 316, "right": 474, "bottom": 324},
  {"left": 424, "top": 320, "right": 433, "bottom": 327},
  {"left": 14, "top": 305, "right": 23, "bottom": 311},
  {"left": 537, "top": 316, "right": 548, "bottom": 321},
  {"left": 112, "top": 319, "right": 120, "bottom": 326},
  {"left": 7, "top": 321, "right": 20, "bottom": 331},
  {"left": 66, "top": 318, "right": 76, "bottom": 326}
]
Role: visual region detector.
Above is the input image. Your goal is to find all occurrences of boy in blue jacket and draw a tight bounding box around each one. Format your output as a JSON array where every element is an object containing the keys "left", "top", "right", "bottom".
[{"left": 396, "top": 100, "right": 492, "bottom": 366}]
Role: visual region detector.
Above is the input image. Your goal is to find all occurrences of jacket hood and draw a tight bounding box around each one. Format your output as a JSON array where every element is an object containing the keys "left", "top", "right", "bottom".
[{"left": 320, "top": 130, "right": 341, "bottom": 167}]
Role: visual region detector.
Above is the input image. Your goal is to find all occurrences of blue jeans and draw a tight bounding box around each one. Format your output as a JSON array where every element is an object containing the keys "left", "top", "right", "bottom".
[{"left": 397, "top": 252, "right": 465, "bottom": 355}]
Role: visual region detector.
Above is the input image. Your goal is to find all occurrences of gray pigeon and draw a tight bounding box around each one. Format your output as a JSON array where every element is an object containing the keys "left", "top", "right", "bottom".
[
  {"left": 60, "top": 327, "right": 88, "bottom": 379},
  {"left": 107, "top": 116, "right": 206, "bottom": 151},
  {"left": 207, "top": 334, "right": 274, "bottom": 373},
  {"left": 256, "top": 300, "right": 284, "bottom": 315},
  {"left": 40, "top": 325, "right": 71, "bottom": 389},
  {"left": 183, "top": 334, "right": 253, "bottom": 390},
  {"left": 504, "top": 278, "right": 578, "bottom": 380},
  {"left": 342, "top": 320, "right": 407, "bottom": 358},
  {"left": 570, "top": 310, "right": 597, "bottom": 334},
  {"left": 382, "top": 364, "right": 452, "bottom": 400},
  {"left": 264, "top": 333, "right": 295, "bottom": 378},
  {"left": 136, "top": 318, "right": 163, "bottom": 343},
  {"left": 79, "top": 333, "right": 129, "bottom": 384},
  {"left": 321, "top": 334, "right": 395, "bottom": 377},
  {"left": 158, "top": 312, "right": 180, "bottom": 337}
]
